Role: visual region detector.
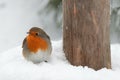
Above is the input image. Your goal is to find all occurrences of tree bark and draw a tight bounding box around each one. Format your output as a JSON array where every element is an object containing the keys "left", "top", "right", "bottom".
[{"left": 63, "top": 0, "right": 111, "bottom": 70}]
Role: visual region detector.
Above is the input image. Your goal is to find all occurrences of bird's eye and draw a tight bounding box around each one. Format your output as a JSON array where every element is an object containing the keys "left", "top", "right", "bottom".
[{"left": 35, "top": 32, "right": 39, "bottom": 36}]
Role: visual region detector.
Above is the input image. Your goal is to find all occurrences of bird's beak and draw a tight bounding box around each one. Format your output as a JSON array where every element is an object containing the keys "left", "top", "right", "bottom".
[{"left": 27, "top": 32, "right": 30, "bottom": 34}]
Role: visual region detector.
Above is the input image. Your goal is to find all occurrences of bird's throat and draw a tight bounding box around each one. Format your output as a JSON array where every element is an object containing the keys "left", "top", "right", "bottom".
[{"left": 27, "top": 35, "right": 48, "bottom": 53}]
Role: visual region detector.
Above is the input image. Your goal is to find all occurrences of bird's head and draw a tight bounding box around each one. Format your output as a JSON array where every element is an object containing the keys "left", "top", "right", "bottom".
[
  {"left": 26, "top": 27, "right": 49, "bottom": 53},
  {"left": 27, "top": 27, "right": 47, "bottom": 38}
]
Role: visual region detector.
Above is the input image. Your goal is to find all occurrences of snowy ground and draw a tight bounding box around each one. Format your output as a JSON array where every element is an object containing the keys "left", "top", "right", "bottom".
[{"left": 0, "top": 40, "right": 120, "bottom": 80}]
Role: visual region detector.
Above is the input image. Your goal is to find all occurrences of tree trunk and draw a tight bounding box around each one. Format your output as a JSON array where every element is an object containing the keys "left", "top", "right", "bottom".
[{"left": 63, "top": 0, "right": 111, "bottom": 70}]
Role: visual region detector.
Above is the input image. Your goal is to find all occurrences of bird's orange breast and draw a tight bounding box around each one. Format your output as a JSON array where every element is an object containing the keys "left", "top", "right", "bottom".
[{"left": 26, "top": 35, "right": 48, "bottom": 53}]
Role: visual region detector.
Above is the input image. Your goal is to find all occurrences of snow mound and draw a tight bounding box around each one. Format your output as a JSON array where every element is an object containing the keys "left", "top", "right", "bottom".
[{"left": 0, "top": 41, "right": 120, "bottom": 80}]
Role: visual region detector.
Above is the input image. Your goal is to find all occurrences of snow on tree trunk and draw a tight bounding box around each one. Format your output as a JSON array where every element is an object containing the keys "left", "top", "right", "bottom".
[{"left": 63, "top": 0, "right": 111, "bottom": 70}]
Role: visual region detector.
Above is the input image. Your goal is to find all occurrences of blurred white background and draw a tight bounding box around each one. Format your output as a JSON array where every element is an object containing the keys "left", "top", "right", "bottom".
[{"left": 0, "top": 0, "right": 62, "bottom": 52}]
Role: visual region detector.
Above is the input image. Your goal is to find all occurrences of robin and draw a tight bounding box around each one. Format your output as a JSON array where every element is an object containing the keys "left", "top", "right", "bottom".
[{"left": 22, "top": 27, "right": 52, "bottom": 63}]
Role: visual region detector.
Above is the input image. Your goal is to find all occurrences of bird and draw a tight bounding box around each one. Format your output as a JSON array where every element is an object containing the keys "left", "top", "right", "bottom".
[{"left": 22, "top": 27, "right": 52, "bottom": 63}]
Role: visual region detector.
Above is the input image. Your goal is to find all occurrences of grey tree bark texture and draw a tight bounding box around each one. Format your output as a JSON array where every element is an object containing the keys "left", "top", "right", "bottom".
[{"left": 63, "top": 0, "right": 111, "bottom": 70}]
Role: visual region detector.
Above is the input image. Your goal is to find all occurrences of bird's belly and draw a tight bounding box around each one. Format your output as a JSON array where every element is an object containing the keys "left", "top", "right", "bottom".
[{"left": 26, "top": 50, "right": 50, "bottom": 63}]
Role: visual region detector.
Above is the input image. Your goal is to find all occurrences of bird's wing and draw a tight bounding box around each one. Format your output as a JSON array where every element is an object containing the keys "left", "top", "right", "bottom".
[{"left": 22, "top": 38, "right": 26, "bottom": 48}]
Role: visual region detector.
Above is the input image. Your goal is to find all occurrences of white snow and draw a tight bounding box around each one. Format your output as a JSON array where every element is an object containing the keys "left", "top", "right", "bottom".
[{"left": 0, "top": 40, "right": 120, "bottom": 80}]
